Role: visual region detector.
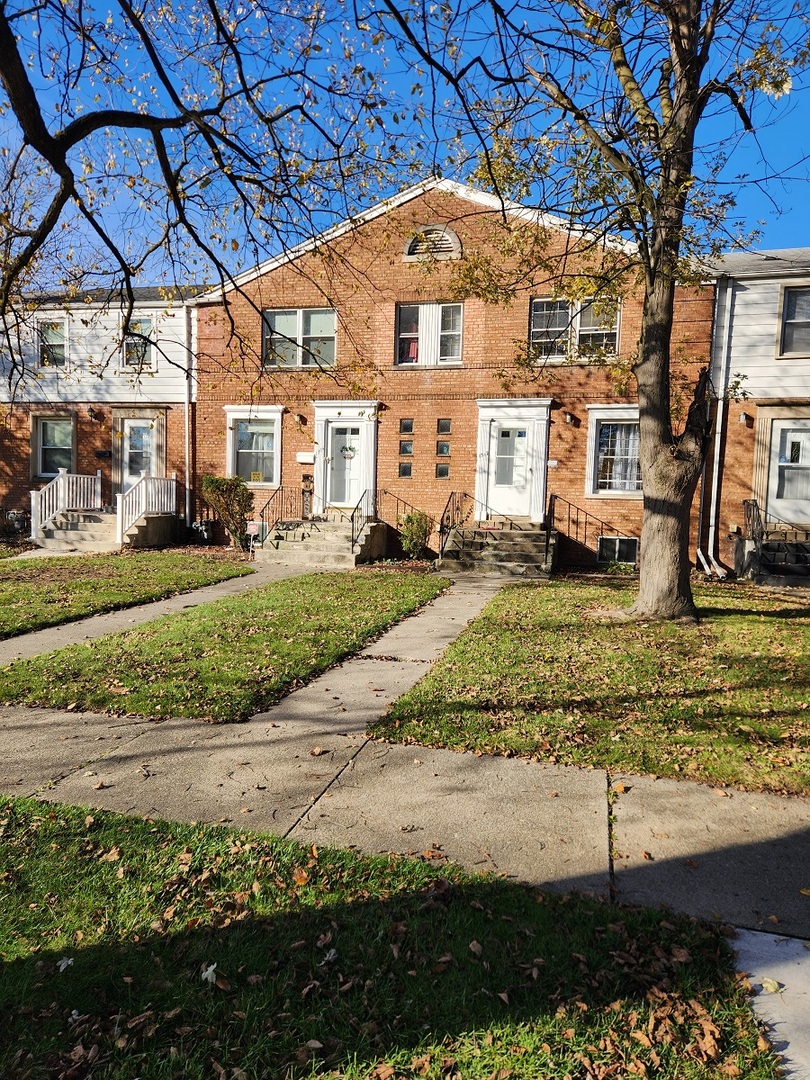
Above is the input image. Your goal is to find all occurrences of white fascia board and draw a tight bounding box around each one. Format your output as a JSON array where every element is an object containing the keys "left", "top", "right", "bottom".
[{"left": 193, "top": 178, "right": 635, "bottom": 303}]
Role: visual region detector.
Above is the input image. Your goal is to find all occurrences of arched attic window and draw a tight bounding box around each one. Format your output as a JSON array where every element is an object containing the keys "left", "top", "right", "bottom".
[{"left": 403, "top": 225, "right": 462, "bottom": 261}]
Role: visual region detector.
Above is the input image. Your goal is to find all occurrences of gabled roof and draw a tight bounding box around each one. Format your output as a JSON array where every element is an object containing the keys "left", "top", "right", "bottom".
[
  {"left": 195, "top": 177, "right": 633, "bottom": 302},
  {"left": 708, "top": 249, "right": 810, "bottom": 279},
  {"left": 32, "top": 285, "right": 206, "bottom": 307}
]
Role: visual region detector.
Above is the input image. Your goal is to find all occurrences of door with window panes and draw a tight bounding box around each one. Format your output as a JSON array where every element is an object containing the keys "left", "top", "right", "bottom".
[
  {"left": 487, "top": 422, "right": 530, "bottom": 516},
  {"left": 328, "top": 425, "right": 362, "bottom": 506},
  {"left": 768, "top": 419, "right": 810, "bottom": 523}
]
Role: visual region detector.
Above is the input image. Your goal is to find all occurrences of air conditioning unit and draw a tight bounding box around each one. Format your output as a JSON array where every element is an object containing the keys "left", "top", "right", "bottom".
[{"left": 597, "top": 535, "right": 639, "bottom": 565}]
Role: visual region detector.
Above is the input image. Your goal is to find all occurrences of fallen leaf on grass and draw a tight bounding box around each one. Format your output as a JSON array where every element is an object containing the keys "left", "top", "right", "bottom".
[{"left": 292, "top": 867, "right": 309, "bottom": 886}]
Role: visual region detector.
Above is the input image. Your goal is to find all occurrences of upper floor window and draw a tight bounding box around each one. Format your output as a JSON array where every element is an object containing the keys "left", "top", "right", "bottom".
[
  {"left": 530, "top": 299, "right": 619, "bottom": 361},
  {"left": 38, "top": 320, "right": 67, "bottom": 368},
  {"left": 123, "top": 317, "right": 154, "bottom": 371},
  {"left": 780, "top": 287, "right": 810, "bottom": 356},
  {"left": 262, "top": 308, "right": 336, "bottom": 368},
  {"left": 396, "top": 303, "right": 462, "bottom": 366},
  {"left": 403, "top": 225, "right": 462, "bottom": 261}
]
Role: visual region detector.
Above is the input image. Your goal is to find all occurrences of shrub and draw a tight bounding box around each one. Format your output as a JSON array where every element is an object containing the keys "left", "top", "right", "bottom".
[
  {"left": 398, "top": 510, "right": 433, "bottom": 559},
  {"left": 201, "top": 475, "right": 254, "bottom": 551}
]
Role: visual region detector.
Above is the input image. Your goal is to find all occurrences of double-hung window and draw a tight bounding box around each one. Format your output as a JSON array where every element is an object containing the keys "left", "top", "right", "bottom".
[
  {"left": 262, "top": 308, "right": 336, "bottom": 368},
  {"left": 37, "top": 417, "right": 74, "bottom": 476},
  {"left": 780, "top": 287, "right": 810, "bottom": 356},
  {"left": 224, "top": 405, "right": 283, "bottom": 487},
  {"left": 123, "top": 317, "right": 154, "bottom": 371},
  {"left": 586, "top": 406, "right": 642, "bottom": 495},
  {"left": 530, "top": 299, "right": 618, "bottom": 360},
  {"left": 38, "top": 320, "right": 67, "bottom": 368},
  {"left": 396, "top": 303, "right": 462, "bottom": 366}
]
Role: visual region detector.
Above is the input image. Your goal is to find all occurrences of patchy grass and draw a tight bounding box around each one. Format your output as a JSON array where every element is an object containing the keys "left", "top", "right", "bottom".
[
  {"left": 0, "top": 551, "right": 254, "bottom": 638},
  {"left": 0, "top": 796, "right": 777, "bottom": 1080},
  {"left": 372, "top": 580, "right": 810, "bottom": 795},
  {"left": 0, "top": 571, "right": 447, "bottom": 723}
]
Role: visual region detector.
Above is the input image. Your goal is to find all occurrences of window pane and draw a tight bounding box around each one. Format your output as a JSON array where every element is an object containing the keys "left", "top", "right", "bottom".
[
  {"left": 397, "top": 306, "right": 419, "bottom": 364},
  {"left": 440, "top": 304, "right": 462, "bottom": 332},
  {"left": 399, "top": 440, "right": 413, "bottom": 455},
  {"left": 39, "top": 321, "right": 66, "bottom": 367},
  {"left": 301, "top": 309, "right": 336, "bottom": 368},
  {"left": 530, "top": 300, "right": 569, "bottom": 357},
  {"left": 236, "top": 420, "right": 275, "bottom": 483},
  {"left": 124, "top": 318, "right": 152, "bottom": 368},
  {"left": 399, "top": 418, "right": 414, "bottom": 434},
  {"left": 578, "top": 303, "right": 617, "bottom": 353},
  {"left": 436, "top": 441, "right": 450, "bottom": 456},
  {"left": 437, "top": 418, "right": 451, "bottom": 434},
  {"left": 596, "top": 422, "right": 641, "bottom": 491},
  {"left": 782, "top": 288, "right": 810, "bottom": 354},
  {"left": 435, "top": 463, "right": 450, "bottom": 479},
  {"left": 40, "top": 419, "right": 72, "bottom": 474},
  {"left": 398, "top": 462, "right": 413, "bottom": 478},
  {"left": 264, "top": 310, "right": 298, "bottom": 366}
]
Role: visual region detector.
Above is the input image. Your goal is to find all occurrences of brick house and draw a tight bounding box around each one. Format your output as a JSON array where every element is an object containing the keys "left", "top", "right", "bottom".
[
  {"left": 701, "top": 250, "right": 810, "bottom": 581},
  {"left": 194, "top": 178, "right": 714, "bottom": 566},
  {"left": 0, "top": 288, "right": 196, "bottom": 548}
]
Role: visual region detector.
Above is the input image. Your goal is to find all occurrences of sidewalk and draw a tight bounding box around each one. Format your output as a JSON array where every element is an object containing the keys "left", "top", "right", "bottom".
[{"left": 0, "top": 569, "right": 808, "bottom": 1076}]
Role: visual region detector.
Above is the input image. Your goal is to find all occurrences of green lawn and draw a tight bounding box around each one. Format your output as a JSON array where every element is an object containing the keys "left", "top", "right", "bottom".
[
  {"left": 0, "top": 571, "right": 448, "bottom": 723},
  {"left": 0, "top": 796, "right": 777, "bottom": 1080},
  {"left": 0, "top": 551, "right": 254, "bottom": 638},
  {"left": 372, "top": 579, "right": 810, "bottom": 795}
]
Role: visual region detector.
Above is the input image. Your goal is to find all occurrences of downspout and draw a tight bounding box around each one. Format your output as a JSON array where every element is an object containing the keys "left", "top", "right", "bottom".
[
  {"left": 183, "top": 300, "right": 193, "bottom": 528},
  {"left": 700, "top": 274, "right": 733, "bottom": 577}
]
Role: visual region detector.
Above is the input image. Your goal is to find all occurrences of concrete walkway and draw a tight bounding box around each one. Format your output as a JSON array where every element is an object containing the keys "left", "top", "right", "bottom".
[{"left": 0, "top": 566, "right": 808, "bottom": 1076}]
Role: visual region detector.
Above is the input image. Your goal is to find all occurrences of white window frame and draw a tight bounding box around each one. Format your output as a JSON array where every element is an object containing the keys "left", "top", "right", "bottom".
[
  {"left": 395, "top": 302, "right": 463, "bottom": 366},
  {"left": 37, "top": 317, "right": 68, "bottom": 369},
  {"left": 778, "top": 285, "right": 810, "bottom": 358},
  {"left": 122, "top": 316, "right": 156, "bottom": 373},
  {"left": 585, "top": 405, "right": 642, "bottom": 498},
  {"left": 34, "top": 414, "right": 75, "bottom": 478},
  {"left": 530, "top": 298, "right": 620, "bottom": 362},
  {"left": 223, "top": 405, "right": 284, "bottom": 488},
  {"left": 262, "top": 308, "right": 337, "bottom": 369}
]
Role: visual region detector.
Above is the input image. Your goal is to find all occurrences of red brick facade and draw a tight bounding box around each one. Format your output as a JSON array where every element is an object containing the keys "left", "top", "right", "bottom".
[{"left": 195, "top": 184, "right": 714, "bottom": 558}]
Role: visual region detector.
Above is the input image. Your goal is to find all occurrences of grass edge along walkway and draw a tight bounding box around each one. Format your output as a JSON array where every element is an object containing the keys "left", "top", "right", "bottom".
[
  {"left": 0, "top": 551, "right": 254, "bottom": 640},
  {"left": 0, "top": 570, "right": 449, "bottom": 723},
  {"left": 0, "top": 795, "right": 780, "bottom": 1080},
  {"left": 373, "top": 578, "right": 810, "bottom": 796}
]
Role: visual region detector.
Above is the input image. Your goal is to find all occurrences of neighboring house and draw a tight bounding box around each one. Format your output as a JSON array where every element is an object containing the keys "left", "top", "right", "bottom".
[
  {"left": 0, "top": 288, "right": 197, "bottom": 547},
  {"left": 193, "top": 178, "right": 713, "bottom": 567},
  {"left": 702, "top": 250, "right": 810, "bottom": 579}
]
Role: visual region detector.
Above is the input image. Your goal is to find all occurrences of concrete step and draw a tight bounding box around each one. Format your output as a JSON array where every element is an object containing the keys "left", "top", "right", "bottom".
[
  {"left": 255, "top": 548, "right": 357, "bottom": 568},
  {"left": 36, "top": 537, "right": 120, "bottom": 553}
]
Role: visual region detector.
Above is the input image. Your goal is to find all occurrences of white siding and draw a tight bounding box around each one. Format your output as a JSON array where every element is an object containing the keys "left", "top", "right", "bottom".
[
  {"left": 0, "top": 302, "right": 194, "bottom": 404},
  {"left": 714, "top": 278, "right": 810, "bottom": 399}
]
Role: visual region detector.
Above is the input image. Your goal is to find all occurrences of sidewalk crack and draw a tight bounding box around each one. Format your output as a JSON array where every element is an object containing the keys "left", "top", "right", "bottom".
[
  {"left": 282, "top": 736, "right": 373, "bottom": 839},
  {"left": 606, "top": 769, "right": 617, "bottom": 903}
]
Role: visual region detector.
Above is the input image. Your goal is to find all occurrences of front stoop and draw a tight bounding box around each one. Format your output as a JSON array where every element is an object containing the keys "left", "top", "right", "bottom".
[
  {"left": 735, "top": 536, "right": 810, "bottom": 587},
  {"left": 440, "top": 524, "right": 557, "bottom": 577},
  {"left": 36, "top": 510, "right": 178, "bottom": 553},
  {"left": 253, "top": 515, "right": 385, "bottom": 568}
]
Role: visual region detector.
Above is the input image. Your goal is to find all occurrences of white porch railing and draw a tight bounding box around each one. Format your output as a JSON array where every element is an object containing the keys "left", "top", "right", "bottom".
[
  {"left": 30, "top": 469, "right": 102, "bottom": 539},
  {"left": 116, "top": 473, "right": 177, "bottom": 544}
]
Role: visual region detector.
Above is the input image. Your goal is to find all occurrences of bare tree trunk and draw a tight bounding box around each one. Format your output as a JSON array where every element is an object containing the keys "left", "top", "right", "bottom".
[{"left": 628, "top": 273, "right": 709, "bottom": 620}]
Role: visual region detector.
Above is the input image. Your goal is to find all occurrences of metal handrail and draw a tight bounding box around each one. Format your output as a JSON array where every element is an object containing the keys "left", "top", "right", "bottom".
[
  {"left": 256, "top": 486, "right": 305, "bottom": 543},
  {"left": 376, "top": 489, "right": 437, "bottom": 532},
  {"left": 546, "top": 493, "right": 639, "bottom": 554},
  {"left": 744, "top": 499, "right": 810, "bottom": 544},
  {"left": 350, "top": 488, "right": 377, "bottom": 550},
  {"left": 437, "top": 490, "right": 528, "bottom": 555}
]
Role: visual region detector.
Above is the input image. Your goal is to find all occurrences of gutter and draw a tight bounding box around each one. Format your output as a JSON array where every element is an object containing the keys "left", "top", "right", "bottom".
[
  {"left": 183, "top": 301, "right": 193, "bottom": 528},
  {"left": 699, "top": 274, "right": 734, "bottom": 578}
]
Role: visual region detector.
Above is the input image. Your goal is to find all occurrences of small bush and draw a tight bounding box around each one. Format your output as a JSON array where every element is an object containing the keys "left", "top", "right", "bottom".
[
  {"left": 201, "top": 475, "right": 254, "bottom": 551},
  {"left": 399, "top": 510, "right": 433, "bottom": 559}
]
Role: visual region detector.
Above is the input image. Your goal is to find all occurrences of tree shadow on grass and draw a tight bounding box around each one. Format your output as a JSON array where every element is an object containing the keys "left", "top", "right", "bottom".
[{"left": 1, "top": 864, "right": 760, "bottom": 1080}]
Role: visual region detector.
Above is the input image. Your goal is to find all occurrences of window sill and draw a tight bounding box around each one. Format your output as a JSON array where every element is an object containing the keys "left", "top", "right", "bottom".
[
  {"left": 587, "top": 490, "right": 644, "bottom": 500},
  {"left": 393, "top": 362, "right": 464, "bottom": 369}
]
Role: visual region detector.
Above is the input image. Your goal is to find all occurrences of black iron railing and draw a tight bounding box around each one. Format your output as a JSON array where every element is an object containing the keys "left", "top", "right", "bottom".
[
  {"left": 350, "top": 488, "right": 376, "bottom": 550},
  {"left": 256, "top": 486, "right": 306, "bottom": 544},
  {"left": 546, "top": 494, "right": 638, "bottom": 554},
  {"left": 743, "top": 499, "right": 810, "bottom": 545},
  {"left": 438, "top": 491, "right": 529, "bottom": 555}
]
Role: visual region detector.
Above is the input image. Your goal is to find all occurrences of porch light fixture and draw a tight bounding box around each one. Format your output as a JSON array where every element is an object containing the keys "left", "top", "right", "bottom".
[
  {"left": 739, "top": 412, "right": 754, "bottom": 428},
  {"left": 564, "top": 411, "right": 576, "bottom": 425},
  {"left": 87, "top": 406, "right": 102, "bottom": 422}
]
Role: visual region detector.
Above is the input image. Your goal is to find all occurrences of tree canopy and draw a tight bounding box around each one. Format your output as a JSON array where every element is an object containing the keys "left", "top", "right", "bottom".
[{"left": 368, "top": 0, "right": 810, "bottom": 618}]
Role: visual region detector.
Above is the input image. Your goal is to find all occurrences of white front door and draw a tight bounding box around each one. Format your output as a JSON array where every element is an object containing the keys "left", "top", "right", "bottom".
[
  {"left": 328, "top": 424, "right": 362, "bottom": 507},
  {"left": 122, "top": 418, "right": 154, "bottom": 492},
  {"left": 487, "top": 421, "right": 531, "bottom": 516},
  {"left": 768, "top": 419, "right": 810, "bottom": 523}
]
